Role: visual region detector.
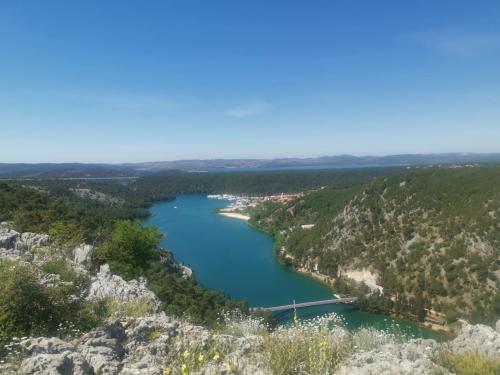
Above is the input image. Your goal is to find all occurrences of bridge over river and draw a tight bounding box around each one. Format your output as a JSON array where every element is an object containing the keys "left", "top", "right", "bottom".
[{"left": 256, "top": 297, "right": 358, "bottom": 313}]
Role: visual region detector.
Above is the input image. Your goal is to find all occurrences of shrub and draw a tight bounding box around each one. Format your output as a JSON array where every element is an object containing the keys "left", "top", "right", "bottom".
[
  {"left": 98, "top": 298, "right": 157, "bottom": 319},
  {"left": 40, "top": 258, "right": 87, "bottom": 288},
  {"left": 263, "top": 313, "right": 350, "bottom": 375},
  {"left": 0, "top": 261, "right": 49, "bottom": 350},
  {"left": 48, "top": 221, "right": 85, "bottom": 247},
  {"left": 0, "top": 260, "right": 100, "bottom": 354},
  {"left": 444, "top": 306, "right": 458, "bottom": 324},
  {"left": 437, "top": 350, "right": 500, "bottom": 375},
  {"left": 93, "top": 221, "right": 162, "bottom": 280}
]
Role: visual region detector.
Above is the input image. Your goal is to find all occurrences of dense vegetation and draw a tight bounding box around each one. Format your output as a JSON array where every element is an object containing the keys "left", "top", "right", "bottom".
[
  {"left": 0, "top": 181, "right": 148, "bottom": 244},
  {"left": 93, "top": 221, "right": 248, "bottom": 324},
  {"left": 3, "top": 164, "right": 498, "bottom": 344},
  {"left": 0, "top": 181, "right": 248, "bottom": 352},
  {"left": 130, "top": 168, "right": 400, "bottom": 200},
  {"left": 251, "top": 166, "right": 500, "bottom": 327}
]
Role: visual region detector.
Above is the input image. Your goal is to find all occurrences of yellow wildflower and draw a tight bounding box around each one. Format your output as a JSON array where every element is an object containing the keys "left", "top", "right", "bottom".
[
  {"left": 213, "top": 352, "right": 220, "bottom": 361},
  {"left": 163, "top": 368, "right": 172, "bottom": 375},
  {"left": 181, "top": 363, "right": 188, "bottom": 375},
  {"left": 182, "top": 350, "right": 190, "bottom": 359},
  {"left": 198, "top": 354, "right": 205, "bottom": 363}
]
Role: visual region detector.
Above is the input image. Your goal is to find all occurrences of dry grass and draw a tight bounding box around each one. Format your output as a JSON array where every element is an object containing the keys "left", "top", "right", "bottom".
[{"left": 436, "top": 350, "right": 500, "bottom": 375}]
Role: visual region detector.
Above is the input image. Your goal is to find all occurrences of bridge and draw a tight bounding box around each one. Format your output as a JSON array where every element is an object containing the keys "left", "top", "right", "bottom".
[{"left": 256, "top": 297, "right": 358, "bottom": 313}]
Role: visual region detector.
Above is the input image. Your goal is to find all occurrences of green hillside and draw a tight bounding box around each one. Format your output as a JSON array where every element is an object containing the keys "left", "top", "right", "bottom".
[{"left": 250, "top": 166, "right": 500, "bottom": 326}]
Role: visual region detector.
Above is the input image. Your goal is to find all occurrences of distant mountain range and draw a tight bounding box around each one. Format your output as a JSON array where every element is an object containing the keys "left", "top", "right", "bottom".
[{"left": 1, "top": 153, "right": 500, "bottom": 178}]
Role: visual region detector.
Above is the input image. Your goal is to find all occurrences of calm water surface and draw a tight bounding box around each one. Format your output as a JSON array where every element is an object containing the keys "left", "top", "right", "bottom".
[{"left": 143, "top": 194, "right": 441, "bottom": 339}]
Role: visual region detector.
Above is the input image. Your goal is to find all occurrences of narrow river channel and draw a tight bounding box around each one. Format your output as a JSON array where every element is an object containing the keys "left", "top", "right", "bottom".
[{"left": 143, "top": 194, "right": 441, "bottom": 339}]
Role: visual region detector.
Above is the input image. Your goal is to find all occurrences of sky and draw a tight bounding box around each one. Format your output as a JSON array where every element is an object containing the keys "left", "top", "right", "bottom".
[{"left": 1, "top": 0, "right": 500, "bottom": 163}]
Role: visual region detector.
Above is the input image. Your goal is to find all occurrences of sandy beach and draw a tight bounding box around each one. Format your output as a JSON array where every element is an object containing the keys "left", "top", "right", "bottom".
[{"left": 218, "top": 211, "right": 250, "bottom": 221}]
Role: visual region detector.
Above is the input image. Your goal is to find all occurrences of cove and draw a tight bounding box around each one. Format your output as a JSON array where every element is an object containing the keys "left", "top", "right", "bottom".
[{"left": 143, "top": 194, "right": 441, "bottom": 340}]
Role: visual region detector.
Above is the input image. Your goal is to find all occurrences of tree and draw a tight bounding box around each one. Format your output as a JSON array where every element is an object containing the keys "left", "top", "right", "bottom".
[{"left": 93, "top": 221, "right": 162, "bottom": 280}]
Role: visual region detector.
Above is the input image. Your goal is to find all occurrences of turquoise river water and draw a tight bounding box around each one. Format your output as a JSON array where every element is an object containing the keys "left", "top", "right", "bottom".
[{"left": 143, "top": 194, "right": 441, "bottom": 340}]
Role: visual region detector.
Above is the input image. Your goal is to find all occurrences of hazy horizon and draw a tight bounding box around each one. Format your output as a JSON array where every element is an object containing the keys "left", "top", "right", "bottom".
[{"left": 1, "top": 151, "right": 500, "bottom": 166}]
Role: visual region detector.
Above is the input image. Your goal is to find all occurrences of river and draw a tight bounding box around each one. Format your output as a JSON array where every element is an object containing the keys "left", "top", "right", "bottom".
[{"left": 143, "top": 194, "right": 441, "bottom": 339}]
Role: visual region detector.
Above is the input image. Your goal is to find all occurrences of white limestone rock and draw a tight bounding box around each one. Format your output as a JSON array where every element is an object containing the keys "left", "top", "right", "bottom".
[
  {"left": 19, "top": 337, "right": 93, "bottom": 375},
  {"left": 0, "top": 222, "right": 49, "bottom": 260},
  {"left": 448, "top": 321, "right": 500, "bottom": 358},
  {"left": 73, "top": 244, "right": 93, "bottom": 266},
  {"left": 85, "top": 264, "right": 160, "bottom": 309},
  {"left": 77, "top": 321, "right": 126, "bottom": 375},
  {"left": 335, "top": 339, "right": 447, "bottom": 375}
]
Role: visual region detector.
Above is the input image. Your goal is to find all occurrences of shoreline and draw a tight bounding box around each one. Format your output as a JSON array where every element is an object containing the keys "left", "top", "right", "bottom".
[
  {"left": 293, "top": 263, "right": 452, "bottom": 335},
  {"left": 218, "top": 211, "right": 250, "bottom": 221},
  {"left": 153, "top": 196, "right": 451, "bottom": 337}
]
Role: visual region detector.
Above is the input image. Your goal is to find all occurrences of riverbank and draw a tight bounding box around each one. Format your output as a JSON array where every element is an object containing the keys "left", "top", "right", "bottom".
[
  {"left": 144, "top": 195, "right": 444, "bottom": 339},
  {"left": 218, "top": 210, "right": 250, "bottom": 221}
]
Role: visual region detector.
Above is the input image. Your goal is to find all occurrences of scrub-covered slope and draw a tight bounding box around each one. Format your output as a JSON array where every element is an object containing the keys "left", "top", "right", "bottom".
[{"left": 251, "top": 166, "right": 500, "bottom": 326}]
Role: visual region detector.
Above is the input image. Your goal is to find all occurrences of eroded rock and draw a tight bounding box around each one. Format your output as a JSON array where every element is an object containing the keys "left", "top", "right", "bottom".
[
  {"left": 77, "top": 321, "right": 126, "bottom": 375},
  {"left": 85, "top": 264, "right": 159, "bottom": 309},
  {"left": 19, "top": 337, "right": 93, "bottom": 375},
  {"left": 448, "top": 321, "right": 500, "bottom": 357}
]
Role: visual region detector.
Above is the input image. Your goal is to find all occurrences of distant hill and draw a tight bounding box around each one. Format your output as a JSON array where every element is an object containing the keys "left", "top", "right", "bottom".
[
  {"left": 2, "top": 153, "right": 500, "bottom": 178},
  {"left": 127, "top": 153, "right": 500, "bottom": 172},
  {"left": 0, "top": 163, "right": 141, "bottom": 179}
]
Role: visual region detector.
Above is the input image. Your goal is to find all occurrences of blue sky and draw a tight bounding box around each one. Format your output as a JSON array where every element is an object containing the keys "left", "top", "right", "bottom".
[{"left": 1, "top": 1, "right": 500, "bottom": 163}]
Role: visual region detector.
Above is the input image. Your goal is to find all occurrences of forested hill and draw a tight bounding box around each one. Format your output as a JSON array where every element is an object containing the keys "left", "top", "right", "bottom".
[
  {"left": 130, "top": 168, "right": 400, "bottom": 200},
  {"left": 250, "top": 165, "right": 500, "bottom": 326}
]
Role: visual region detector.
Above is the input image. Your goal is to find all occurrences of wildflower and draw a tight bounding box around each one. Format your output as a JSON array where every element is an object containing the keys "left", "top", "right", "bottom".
[
  {"left": 226, "top": 362, "right": 233, "bottom": 372},
  {"left": 181, "top": 363, "right": 188, "bottom": 374},
  {"left": 182, "top": 350, "right": 190, "bottom": 359},
  {"left": 163, "top": 368, "right": 172, "bottom": 375},
  {"left": 198, "top": 354, "right": 205, "bottom": 363},
  {"left": 213, "top": 352, "right": 220, "bottom": 361}
]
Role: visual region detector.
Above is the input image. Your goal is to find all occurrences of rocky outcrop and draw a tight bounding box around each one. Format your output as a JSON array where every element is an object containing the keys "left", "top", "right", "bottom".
[
  {"left": 448, "top": 322, "right": 500, "bottom": 358},
  {"left": 0, "top": 222, "right": 50, "bottom": 260},
  {"left": 73, "top": 244, "right": 93, "bottom": 267},
  {"left": 336, "top": 339, "right": 445, "bottom": 375},
  {"left": 337, "top": 321, "right": 500, "bottom": 374},
  {"left": 18, "top": 337, "right": 93, "bottom": 375},
  {"left": 16, "top": 313, "right": 268, "bottom": 375},
  {"left": 77, "top": 322, "right": 126, "bottom": 375},
  {"left": 85, "top": 264, "right": 160, "bottom": 309}
]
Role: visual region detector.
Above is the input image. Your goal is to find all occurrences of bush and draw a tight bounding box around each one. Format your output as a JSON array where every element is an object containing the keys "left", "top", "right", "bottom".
[
  {"left": 40, "top": 258, "right": 87, "bottom": 288},
  {"left": 0, "top": 260, "right": 100, "bottom": 354},
  {"left": 263, "top": 313, "right": 351, "bottom": 375},
  {"left": 0, "top": 261, "right": 49, "bottom": 349},
  {"left": 444, "top": 307, "right": 458, "bottom": 324},
  {"left": 48, "top": 221, "right": 85, "bottom": 247},
  {"left": 97, "top": 298, "right": 157, "bottom": 319},
  {"left": 93, "top": 221, "right": 162, "bottom": 280}
]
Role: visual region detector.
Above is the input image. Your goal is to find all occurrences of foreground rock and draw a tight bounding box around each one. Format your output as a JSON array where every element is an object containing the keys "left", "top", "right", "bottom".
[
  {"left": 77, "top": 322, "right": 126, "bottom": 374},
  {"left": 17, "top": 313, "right": 269, "bottom": 375},
  {"left": 18, "top": 337, "right": 93, "bottom": 375},
  {"left": 85, "top": 264, "right": 160, "bottom": 309},
  {"left": 336, "top": 339, "right": 445, "bottom": 375},
  {"left": 448, "top": 322, "right": 500, "bottom": 358}
]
